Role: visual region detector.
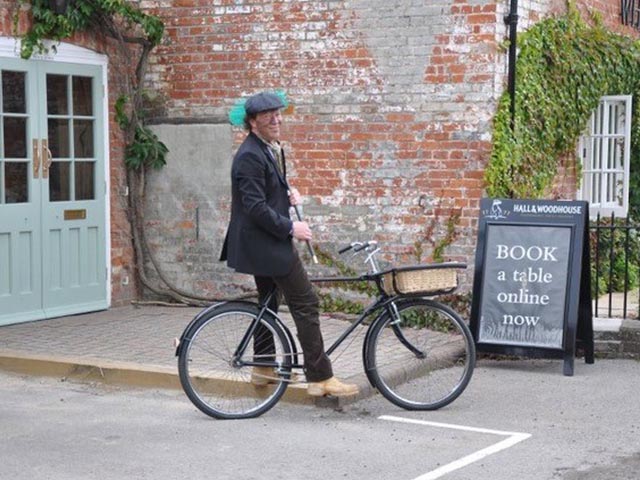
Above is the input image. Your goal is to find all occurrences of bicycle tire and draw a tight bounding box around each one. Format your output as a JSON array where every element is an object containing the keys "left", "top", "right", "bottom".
[
  {"left": 178, "top": 303, "right": 292, "bottom": 419},
  {"left": 365, "top": 298, "right": 475, "bottom": 410}
]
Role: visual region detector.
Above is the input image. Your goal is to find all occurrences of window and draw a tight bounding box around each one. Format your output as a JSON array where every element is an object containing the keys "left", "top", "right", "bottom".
[{"left": 577, "top": 95, "right": 632, "bottom": 218}]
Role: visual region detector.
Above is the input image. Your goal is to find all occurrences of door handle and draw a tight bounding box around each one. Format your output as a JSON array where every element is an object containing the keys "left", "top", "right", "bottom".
[
  {"left": 41, "top": 139, "right": 53, "bottom": 179},
  {"left": 32, "top": 139, "right": 41, "bottom": 178}
]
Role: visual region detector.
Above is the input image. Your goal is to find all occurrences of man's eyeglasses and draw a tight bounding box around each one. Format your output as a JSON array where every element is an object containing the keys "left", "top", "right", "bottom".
[{"left": 256, "top": 110, "right": 282, "bottom": 123}]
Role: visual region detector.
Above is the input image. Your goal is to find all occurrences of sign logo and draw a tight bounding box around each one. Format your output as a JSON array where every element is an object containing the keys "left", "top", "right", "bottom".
[{"left": 483, "top": 199, "right": 509, "bottom": 220}]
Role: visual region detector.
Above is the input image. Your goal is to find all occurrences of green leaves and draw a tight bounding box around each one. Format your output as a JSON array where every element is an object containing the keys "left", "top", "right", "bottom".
[
  {"left": 124, "top": 125, "right": 168, "bottom": 171},
  {"left": 488, "top": 4, "right": 640, "bottom": 201},
  {"left": 18, "top": 0, "right": 164, "bottom": 58},
  {"left": 116, "top": 95, "right": 168, "bottom": 171}
]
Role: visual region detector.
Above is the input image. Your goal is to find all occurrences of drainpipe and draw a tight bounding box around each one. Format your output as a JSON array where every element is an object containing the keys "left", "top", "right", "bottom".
[{"left": 505, "top": 0, "right": 519, "bottom": 131}]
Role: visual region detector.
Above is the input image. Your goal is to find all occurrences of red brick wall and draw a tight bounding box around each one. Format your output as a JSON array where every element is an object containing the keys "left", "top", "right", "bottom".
[
  {"left": 579, "top": 0, "right": 640, "bottom": 35},
  {"left": 138, "top": 0, "right": 640, "bottom": 296},
  {"left": 141, "top": 0, "right": 504, "bottom": 275}
]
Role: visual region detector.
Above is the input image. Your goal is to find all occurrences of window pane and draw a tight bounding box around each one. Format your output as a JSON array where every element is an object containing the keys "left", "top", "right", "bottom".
[
  {"left": 48, "top": 119, "right": 70, "bottom": 158},
  {"left": 4, "top": 161, "right": 28, "bottom": 203},
  {"left": 2, "top": 71, "right": 26, "bottom": 113},
  {"left": 593, "top": 137, "right": 602, "bottom": 170},
  {"left": 72, "top": 76, "right": 93, "bottom": 116},
  {"left": 49, "top": 161, "right": 70, "bottom": 201},
  {"left": 613, "top": 138, "right": 624, "bottom": 170},
  {"left": 3, "top": 117, "right": 27, "bottom": 158},
  {"left": 75, "top": 161, "right": 95, "bottom": 200},
  {"left": 46, "top": 74, "right": 68, "bottom": 115},
  {"left": 74, "top": 119, "right": 94, "bottom": 158},
  {"left": 591, "top": 173, "right": 600, "bottom": 204}
]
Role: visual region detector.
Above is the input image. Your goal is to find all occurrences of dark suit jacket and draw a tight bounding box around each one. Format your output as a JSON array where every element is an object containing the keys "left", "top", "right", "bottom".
[{"left": 219, "top": 132, "right": 295, "bottom": 277}]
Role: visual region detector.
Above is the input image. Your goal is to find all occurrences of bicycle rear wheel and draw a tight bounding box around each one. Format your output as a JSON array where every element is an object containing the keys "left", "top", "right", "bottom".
[
  {"left": 178, "top": 303, "right": 292, "bottom": 419},
  {"left": 365, "top": 298, "right": 475, "bottom": 410}
]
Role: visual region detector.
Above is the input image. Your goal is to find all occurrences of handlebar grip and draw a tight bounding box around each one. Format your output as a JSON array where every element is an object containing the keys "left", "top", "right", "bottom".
[{"left": 338, "top": 245, "right": 353, "bottom": 254}]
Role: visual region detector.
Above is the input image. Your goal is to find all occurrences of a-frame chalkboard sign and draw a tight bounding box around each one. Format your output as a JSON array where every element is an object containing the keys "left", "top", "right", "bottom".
[{"left": 470, "top": 198, "right": 594, "bottom": 376}]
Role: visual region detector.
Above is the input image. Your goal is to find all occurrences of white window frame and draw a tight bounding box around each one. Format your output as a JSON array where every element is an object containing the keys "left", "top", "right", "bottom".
[{"left": 577, "top": 95, "right": 632, "bottom": 219}]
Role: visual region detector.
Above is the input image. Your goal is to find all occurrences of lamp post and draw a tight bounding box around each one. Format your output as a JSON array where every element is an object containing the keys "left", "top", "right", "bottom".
[
  {"left": 49, "top": 0, "right": 70, "bottom": 15},
  {"left": 504, "top": 0, "right": 519, "bottom": 132}
]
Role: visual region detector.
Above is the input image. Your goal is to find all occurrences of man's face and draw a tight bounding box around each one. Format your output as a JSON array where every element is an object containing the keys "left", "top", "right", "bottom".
[{"left": 250, "top": 109, "right": 283, "bottom": 143}]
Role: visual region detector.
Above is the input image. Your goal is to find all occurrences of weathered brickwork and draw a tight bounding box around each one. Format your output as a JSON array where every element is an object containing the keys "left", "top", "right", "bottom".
[
  {"left": 136, "top": 0, "right": 640, "bottom": 297},
  {"left": 139, "top": 0, "right": 507, "bottom": 295},
  {"left": 2, "top": 0, "right": 638, "bottom": 303}
]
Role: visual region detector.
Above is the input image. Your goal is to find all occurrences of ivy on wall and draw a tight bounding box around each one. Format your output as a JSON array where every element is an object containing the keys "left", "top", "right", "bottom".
[{"left": 486, "top": 4, "right": 640, "bottom": 208}]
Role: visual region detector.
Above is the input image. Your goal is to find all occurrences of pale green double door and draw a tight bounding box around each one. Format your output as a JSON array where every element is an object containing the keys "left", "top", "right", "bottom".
[{"left": 0, "top": 57, "right": 107, "bottom": 325}]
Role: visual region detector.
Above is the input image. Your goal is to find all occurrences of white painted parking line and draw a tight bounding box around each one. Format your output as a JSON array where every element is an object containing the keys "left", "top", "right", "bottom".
[{"left": 379, "top": 415, "right": 532, "bottom": 480}]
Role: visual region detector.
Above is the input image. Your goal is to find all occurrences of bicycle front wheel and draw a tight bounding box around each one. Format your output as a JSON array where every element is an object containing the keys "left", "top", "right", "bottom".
[
  {"left": 178, "top": 303, "right": 292, "bottom": 419},
  {"left": 365, "top": 298, "right": 475, "bottom": 410}
]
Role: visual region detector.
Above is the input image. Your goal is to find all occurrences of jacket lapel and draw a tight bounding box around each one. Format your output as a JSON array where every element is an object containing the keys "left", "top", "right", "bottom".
[{"left": 261, "top": 141, "right": 288, "bottom": 188}]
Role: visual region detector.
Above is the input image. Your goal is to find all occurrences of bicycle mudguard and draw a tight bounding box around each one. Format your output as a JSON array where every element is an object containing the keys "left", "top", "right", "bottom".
[
  {"left": 173, "top": 301, "right": 236, "bottom": 356},
  {"left": 362, "top": 295, "right": 412, "bottom": 387},
  {"left": 361, "top": 296, "right": 404, "bottom": 385}
]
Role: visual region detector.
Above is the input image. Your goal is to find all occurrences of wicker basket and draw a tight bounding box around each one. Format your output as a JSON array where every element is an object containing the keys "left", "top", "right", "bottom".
[{"left": 382, "top": 264, "right": 462, "bottom": 296}]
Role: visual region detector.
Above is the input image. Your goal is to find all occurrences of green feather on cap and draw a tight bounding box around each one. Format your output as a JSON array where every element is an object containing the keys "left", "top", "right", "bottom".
[{"left": 228, "top": 90, "right": 289, "bottom": 126}]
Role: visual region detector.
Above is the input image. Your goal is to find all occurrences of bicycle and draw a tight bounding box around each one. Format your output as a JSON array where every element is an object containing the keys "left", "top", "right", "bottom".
[{"left": 175, "top": 241, "right": 476, "bottom": 419}]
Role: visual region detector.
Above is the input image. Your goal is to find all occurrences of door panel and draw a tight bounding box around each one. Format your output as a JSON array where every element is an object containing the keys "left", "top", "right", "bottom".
[
  {"left": 0, "top": 57, "right": 107, "bottom": 325},
  {"left": 0, "top": 58, "right": 43, "bottom": 325},
  {"left": 40, "top": 62, "right": 107, "bottom": 318}
]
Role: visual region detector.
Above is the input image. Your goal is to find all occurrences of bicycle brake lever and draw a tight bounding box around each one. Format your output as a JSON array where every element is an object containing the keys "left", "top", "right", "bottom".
[{"left": 352, "top": 242, "right": 368, "bottom": 252}]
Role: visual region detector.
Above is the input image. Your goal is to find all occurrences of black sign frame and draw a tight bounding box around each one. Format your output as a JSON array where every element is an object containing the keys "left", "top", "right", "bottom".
[{"left": 470, "top": 198, "right": 594, "bottom": 375}]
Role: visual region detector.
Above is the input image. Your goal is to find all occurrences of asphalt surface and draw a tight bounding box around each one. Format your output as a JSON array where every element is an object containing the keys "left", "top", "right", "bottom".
[
  {"left": 0, "top": 305, "right": 638, "bottom": 479},
  {"left": 1, "top": 358, "right": 639, "bottom": 480}
]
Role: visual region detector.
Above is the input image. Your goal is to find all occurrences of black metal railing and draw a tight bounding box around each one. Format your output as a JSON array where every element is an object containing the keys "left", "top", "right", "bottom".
[
  {"left": 621, "top": 0, "right": 640, "bottom": 30},
  {"left": 590, "top": 213, "right": 639, "bottom": 319}
]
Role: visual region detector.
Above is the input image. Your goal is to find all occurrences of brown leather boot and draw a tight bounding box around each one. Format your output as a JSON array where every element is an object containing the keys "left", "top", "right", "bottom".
[{"left": 307, "top": 377, "right": 359, "bottom": 397}]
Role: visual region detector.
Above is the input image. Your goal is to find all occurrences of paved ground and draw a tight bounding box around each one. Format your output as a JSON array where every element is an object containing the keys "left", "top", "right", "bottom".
[
  {"left": 0, "top": 304, "right": 383, "bottom": 407},
  {"left": 0, "top": 302, "right": 636, "bottom": 405}
]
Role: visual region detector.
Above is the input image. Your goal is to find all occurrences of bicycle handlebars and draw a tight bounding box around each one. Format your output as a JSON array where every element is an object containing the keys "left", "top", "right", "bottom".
[
  {"left": 338, "top": 241, "right": 378, "bottom": 254},
  {"left": 338, "top": 241, "right": 381, "bottom": 273}
]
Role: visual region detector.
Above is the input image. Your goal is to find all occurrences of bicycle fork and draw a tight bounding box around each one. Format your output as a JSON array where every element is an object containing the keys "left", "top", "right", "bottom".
[{"left": 386, "top": 301, "right": 427, "bottom": 359}]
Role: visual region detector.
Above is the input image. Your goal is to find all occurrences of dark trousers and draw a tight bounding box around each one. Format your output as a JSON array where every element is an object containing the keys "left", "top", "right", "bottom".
[{"left": 254, "top": 252, "right": 333, "bottom": 382}]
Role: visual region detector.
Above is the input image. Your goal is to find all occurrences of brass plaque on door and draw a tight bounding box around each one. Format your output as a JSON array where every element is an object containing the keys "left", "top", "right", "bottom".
[{"left": 64, "top": 209, "right": 87, "bottom": 220}]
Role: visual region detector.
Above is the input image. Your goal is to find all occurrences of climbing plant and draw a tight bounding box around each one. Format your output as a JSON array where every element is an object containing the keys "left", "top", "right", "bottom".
[
  {"left": 486, "top": 4, "right": 640, "bottom": 205},
  {"left": 17, "top": 0, "right": 163, "bottom": 59}
]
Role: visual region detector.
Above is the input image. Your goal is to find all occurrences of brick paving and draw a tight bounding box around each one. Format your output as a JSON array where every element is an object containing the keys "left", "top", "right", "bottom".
[
  {"left": 1, "top": 301, "right": 634, "bottom": 406},
  {"left": 0, "top": 305, "right": 373, "bottom": 392}
]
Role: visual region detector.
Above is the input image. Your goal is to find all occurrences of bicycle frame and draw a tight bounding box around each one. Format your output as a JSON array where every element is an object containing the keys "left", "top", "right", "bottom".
[
  {"left": 180, "top": 241, "right": 441, "bottom": 371},
  {"left": 232, "top": 274, "right": 420, "bottom": 371}
]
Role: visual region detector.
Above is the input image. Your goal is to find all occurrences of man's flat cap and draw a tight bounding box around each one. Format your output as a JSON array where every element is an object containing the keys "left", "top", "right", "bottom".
[{"left": 245, "top": 92, "right": 285, "bottom": 115}]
